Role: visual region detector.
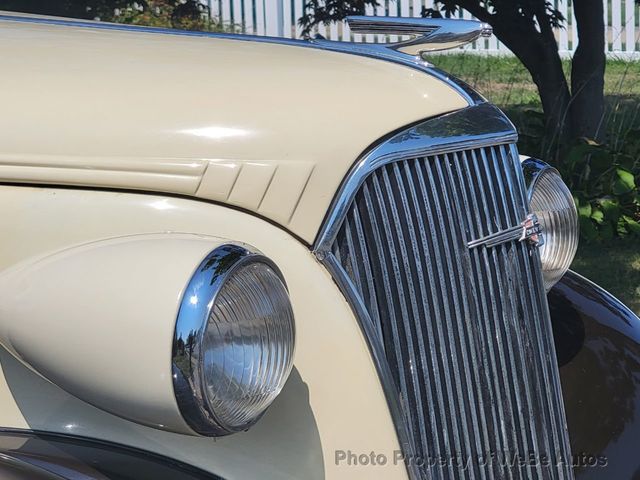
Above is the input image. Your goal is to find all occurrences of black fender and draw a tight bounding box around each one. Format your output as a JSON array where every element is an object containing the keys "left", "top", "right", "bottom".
[
  {"left": 549, "top": 270, "right": 640, "bottom": 479},
  {"left": 0, "top": 429, "right": 222, "bottom": 480}
]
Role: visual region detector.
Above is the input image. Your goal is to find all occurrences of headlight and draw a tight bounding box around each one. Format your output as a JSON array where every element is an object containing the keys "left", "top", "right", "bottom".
[
  {"left": 524, "top": 158, "right": 579, "bottom": 291},
  {"left": 172, "top": 244, "right": 295, "bottom": 436}
]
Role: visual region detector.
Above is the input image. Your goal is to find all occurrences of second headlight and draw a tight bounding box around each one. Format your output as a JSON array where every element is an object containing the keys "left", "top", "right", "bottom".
[{"left": 524, "top": 159, "right": 579, "bottom": 291}]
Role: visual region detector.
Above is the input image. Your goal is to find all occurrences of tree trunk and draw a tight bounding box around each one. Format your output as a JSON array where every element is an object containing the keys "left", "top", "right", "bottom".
[
  {"left": 523, "top": 41, "right": 573, "bottom": 155},
  {"left": 490, "top": 21, "right": 572, "bottom": 157},
  {"left": 571, "top": 0, "right": 606, "bottom": 141},
  {"left": 455, "top": 0, "right": 573, "bottom": 156}
]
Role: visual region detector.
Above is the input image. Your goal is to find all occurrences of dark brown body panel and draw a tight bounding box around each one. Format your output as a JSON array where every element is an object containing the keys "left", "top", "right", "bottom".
[{"left": 549, "top": 270, "right": 640, "bottom": 479}]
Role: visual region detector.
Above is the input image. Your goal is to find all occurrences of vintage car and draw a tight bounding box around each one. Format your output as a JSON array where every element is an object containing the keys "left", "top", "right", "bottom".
[{"left": 0, "top": 10, "right": 638, "bottom": 480}]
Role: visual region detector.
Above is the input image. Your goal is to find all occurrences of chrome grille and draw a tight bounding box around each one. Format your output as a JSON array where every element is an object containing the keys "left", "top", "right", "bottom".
[{"left": 327, "top": 142, "right": 573, "bottom": 479}]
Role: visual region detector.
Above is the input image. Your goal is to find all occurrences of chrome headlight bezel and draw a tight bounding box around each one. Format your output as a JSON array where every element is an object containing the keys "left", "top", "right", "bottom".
[
  {"left": 172, "top": 243, "right": 295, "bottom": 436},
  {"left": 522, "top": 157, "right": 579, "bottom": 291}
]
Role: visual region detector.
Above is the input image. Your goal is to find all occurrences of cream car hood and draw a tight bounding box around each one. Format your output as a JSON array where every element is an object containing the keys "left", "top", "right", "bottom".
[{"left": 0, "top": 13, "right": 468, "bottom": 243}]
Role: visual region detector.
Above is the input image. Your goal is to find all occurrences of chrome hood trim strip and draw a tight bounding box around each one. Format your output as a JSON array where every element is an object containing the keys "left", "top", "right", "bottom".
[{"left": 314, "top": 103, "right": 517, "bottom": 254}]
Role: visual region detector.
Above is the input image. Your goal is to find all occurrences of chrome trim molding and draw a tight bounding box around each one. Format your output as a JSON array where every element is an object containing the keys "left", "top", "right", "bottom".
[
  {"left": 346, "top": 16, "right": 492, "bottom": 54},
  {"left": 314, "top": 104, "right": 574, "bottom": 479},
  {"left": 313, "top": 104, "right": 516, "bottom": 480},
  {"left": 314, "top": 103, "right": 518, "bottom": 254},
  {"left": 0, "top": 13, "right": 483, "bottom": 105},
  {"left": 467, "top": 212, "right": 544, "bottom": 248},
  {"left": 520, "top": 156, "right": 557, "bottom": 203},
  {"left": 172, "top": 243, "right": 284, "bottom": 436}
]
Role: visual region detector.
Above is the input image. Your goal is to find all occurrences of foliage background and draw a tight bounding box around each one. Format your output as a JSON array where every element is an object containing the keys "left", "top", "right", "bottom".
[
  {"left": 0, "top": 0, "right": 227, "bottom": 30},
  {"left": 433, "top": 54, "right": 640, "bottom": 313}
]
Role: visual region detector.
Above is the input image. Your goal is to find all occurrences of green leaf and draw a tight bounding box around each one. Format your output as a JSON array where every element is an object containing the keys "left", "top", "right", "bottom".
[
  {"left": 573, "top": 195, "right": 580, "bottom": 208},
  {"left": 578, "top": 202, "right": 592, "bottom": 218},
  {"left": 612, "top": 168, "right": 636, "bottom": 195},
  {"left": 564, "top": 143, "right": 604, "bottom": 174},
  {"left": 617, "top": 217, "right": 629, "bottom": 236},
  {"left": 579, "top": 216, "right": 598, "bottom": 242},
  {"left": 598, "top": 197, "right": 621, "bottom": 224},
  {"left": 590, "top": 208, "right": 605, "bottom": 224},
  {"left": 623, "top": 215, "right": 640, "bottom": 236}
]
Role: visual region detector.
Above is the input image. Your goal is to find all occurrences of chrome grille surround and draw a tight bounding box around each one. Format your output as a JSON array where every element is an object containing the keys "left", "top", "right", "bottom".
[{"left": 314, "top": 104, "right": 574, "bottom": 480}]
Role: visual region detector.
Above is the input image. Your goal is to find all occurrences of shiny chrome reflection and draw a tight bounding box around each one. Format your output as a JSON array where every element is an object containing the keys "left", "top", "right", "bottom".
[
  {"left": 315, "top": 104, "right": 574, "bottom": 480},
  {"left": 315, "top": 103, "right": 518, "bottom": 255},
  {"left": 346, "top": 16, "right": 493, "bottom": 54},
  {"left": 467, "top": 212, "right": 544, "bottom": 249},
  {"left": 172, "top": 244, "right": 295, "bottom": 436},
  {"left": 522, "top": 157, "right": 579, "bottom": 291}
]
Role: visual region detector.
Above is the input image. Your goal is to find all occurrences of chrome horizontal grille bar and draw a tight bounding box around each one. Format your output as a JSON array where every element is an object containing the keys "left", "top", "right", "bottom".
[{"left": 325, "top": 139, "right": 573, "bottom": 479}]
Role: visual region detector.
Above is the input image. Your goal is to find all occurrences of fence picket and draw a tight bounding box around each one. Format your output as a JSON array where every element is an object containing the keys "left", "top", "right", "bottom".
[
  {"left": 254, "top": 0, "right": 265, "bottom": 35},
  {"left": 364, "top": 3, "right": 375, "bottom": 43},
  {"left": 215, "top": 0, "right": 640, "bottom": 59},
  {"left": 210, "top": 0, "right": 220, "bottom": 20},
  {"left": 244, "top": 0, "right": 254, "bottom": 33},
  {"left": 375, "top": 1, "right": 385, "bottom": 44},
  {"left": 388, "top": 0, "right": 399, "bottom": 42},
  {"left": 220, "top": 0, "right": 232, "bottom": 30},
  {"left": 571, "top": 0, "right": 578, "bottom": 50},
  {"left": 411, "top": 0, "right": 422, "bottom": 17},
  {"left": 317, "top": 19, "right": 327, "bottom": 38},
  {"left": 603, "top": 0, "right": 609, "bottom": 51},
  {"left": 293, "top": 0, "right": 305, "bottom": 38},
  {"left": 558, "top": 0, "right": 568, "bottom": 54},
  {"left": 232, "top": 0, "right": 242, "bottom": 28},
  {"left": 399, "top": 0, "right": 410, "bottom": 17},
  {"left": 329, "top": 20, "right": 339, "bottom": 40},
  {"left": 613, "top": 0, "right": 622, "bottom": 50},
  {"left": 263, "top": 0, "right": 279, "bottom": 36},
  {"left": 282, "top": 0, "right": 293, "bottom": 37},
  {"left": 626, "top": 0, "right": 637, "bottom": 52}
]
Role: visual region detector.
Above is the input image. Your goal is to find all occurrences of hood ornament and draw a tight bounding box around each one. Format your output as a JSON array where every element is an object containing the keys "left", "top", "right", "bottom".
[
  {"left": 467, "top": 213, "right": 544, "bottom": 249},
  {"left": 345, "top": 16, "right": 493, "bottom": 55}
]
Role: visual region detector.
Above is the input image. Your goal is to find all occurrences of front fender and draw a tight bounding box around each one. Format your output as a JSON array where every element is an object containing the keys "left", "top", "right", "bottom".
[{"left": 549, "top": 270, "right": 640, "bottom": 479}]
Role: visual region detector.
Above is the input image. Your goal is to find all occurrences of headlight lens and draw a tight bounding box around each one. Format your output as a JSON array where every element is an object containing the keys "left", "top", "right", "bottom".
[
  {"left": 527, "top": 163, "right": 579, "bottom": 291},
  {"left": 173, "top": 244, "right": 295, "bottom": 436}
]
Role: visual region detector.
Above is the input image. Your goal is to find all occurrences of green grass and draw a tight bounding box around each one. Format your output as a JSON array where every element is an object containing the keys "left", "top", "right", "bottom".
[
  {"left": 430, "top": 53, "right": 640, "bottom": 315},
  {"left": 430, "top": 54, "right": 640, "bottom": 104},
  {"left": 432, "top": 55, "right": 640, "bottom": 155},
  {"left": 572, "top": 239, "right": 640, "bottom": 315}
]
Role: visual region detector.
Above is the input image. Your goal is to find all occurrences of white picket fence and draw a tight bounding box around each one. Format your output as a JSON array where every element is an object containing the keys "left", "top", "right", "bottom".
[{"left": 207, "top": 0, "right": 640, "bottom": 59}]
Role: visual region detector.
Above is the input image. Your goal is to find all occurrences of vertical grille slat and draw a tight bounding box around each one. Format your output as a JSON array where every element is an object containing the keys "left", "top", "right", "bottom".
[
  {"left": 450, "top": 152, "right": 507, "bottom": 480},
  {"left": 391, "top": 162, "right": 445, "bottom": 461},
  {"left": 477, "top": 148, "right": 532, "bottom": 480},
  {"left": 462, "top": 150, "right": 518, "bottom": 478},
  {"left": 502, "top": 145, "right": 573, "bottom": 478},
  {"left": 330, "top": 143, "right": 573, "bottom": 480},
  {"left": 487, "top": 146, "right": 542, "bottom": 480},
  {"left": 414, "top": 159, "right": 468, "bottom": 476},
  {"left": 425, "top": 157, "right": 480, "bottom": 479},
  {"left": 379, "top": 166, "right": 431, "bottom": 450},
  {"left": 360, "top": 180, "right": 415, "bottom": 441},
  {"left": 404, "top": 159, "right": 459, "bottom": 477},
  {"left": 350, "top": 204, "right": 384, "bottom": 340}
]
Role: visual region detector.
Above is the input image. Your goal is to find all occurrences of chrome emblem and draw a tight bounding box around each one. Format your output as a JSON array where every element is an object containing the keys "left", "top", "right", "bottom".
[{"left": 467, "top": 213, "right": 544, "bottom": 249}]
